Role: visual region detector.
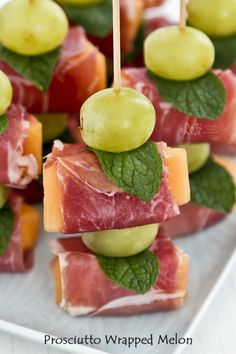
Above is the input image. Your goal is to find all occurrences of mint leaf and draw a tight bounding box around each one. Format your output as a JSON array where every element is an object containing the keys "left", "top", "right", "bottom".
[
  {"left": 97, "top": 250, "right": 159, "bottom": 294},
  {"left": 212, "top": 35, "right": 236, "bottom": 69},
  {"left": 0, "top": 204, "right": 14, "bottom": 256},
  {"left": 62, "top": 1, "right": 112, "bottom": 38},
  {"left": 0, "top": 45, "right": 60, "bottom": 91},
  {"left": 190, "top": 158, "right": 235, "bottom": 213},
  {"left": 0, "top": 115, "right": 9, "bottom": 135},
  {"left": 148, "top": 71, "right": 226, "bottom": 120},
  {"left": 93, "top": 142, "right": 163, "bottom": 202}
]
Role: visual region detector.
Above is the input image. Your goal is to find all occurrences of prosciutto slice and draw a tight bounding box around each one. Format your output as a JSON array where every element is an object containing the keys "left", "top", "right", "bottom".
[
  {"left": 0, "top": 105, "right": 39, "bottom": 188},
  {"left": 121, "top": 68, "right": 236, "bottom": 154},
  {"left": 51, "top": 227, "right": 189, "bottom": 316},
  {"left": 0, "top": 27, "right": 106, "bottom": 114},
  {"left": 0, "top": 192, "right": 33, "bottom": 272},
  {"left": 44, "top": 141, "right": 179, "bottom": 234},
  {"left": 143, "top": 0, "right": 165, "bottom": 8},
  {"left": 163, "top": 203, "right": 226, "bottom": 238}
]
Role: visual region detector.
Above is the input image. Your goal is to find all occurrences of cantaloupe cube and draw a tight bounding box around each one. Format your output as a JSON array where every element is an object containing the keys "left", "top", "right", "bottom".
[
  {"left": 43, "top": 163, "right": 63, "bottom": 232},
  {"left": 20, "top": 203, "right": 40, "bottom": 251},
  {"left": 163, "top": 147, "right": 190, "bottom": 206},
  {"left": 23, "top": 116, "right": 42, "bottom": 172}
]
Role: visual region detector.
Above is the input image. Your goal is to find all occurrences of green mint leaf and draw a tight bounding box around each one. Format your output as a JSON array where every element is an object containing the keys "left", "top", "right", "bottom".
[
  {"left": 0, "top": 114, "right": 9, "bottom": 135},
  {"left": 0, "top": 44, "right": 60, "bottom": 91},
  {"left": 62, "top": 1, "right": 112, "bottom": 38},
  {"left": 190, "top": 158, "right": 235, "bottom": 213},
  {"left": 148, "top": 70, "right": 226, "bottom": 120},
  {"left": 93, "top": 142, "right": 163, "bottom": 202},
  {"left": 0, "top": 204, "right": 14, "bottom": 256},
  {"left": 97, "top": 250, "right": 159, "bottom": 294},
  {"left": 212, "top": 35, "right": 236, "bottom": 69}
]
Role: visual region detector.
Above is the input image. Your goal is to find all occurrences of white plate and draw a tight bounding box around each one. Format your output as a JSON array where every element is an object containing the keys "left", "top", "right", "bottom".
[{"left": 0, "top": 207, "right": 236, "bottom": 354}]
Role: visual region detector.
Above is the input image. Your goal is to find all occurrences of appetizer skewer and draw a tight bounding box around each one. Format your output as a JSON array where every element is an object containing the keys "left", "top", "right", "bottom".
[{"left": 44, "top": 0, "right": 190, "bottom": 316}]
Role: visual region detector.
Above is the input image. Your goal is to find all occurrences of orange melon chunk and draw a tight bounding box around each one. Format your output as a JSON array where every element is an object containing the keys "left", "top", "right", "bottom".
[
  {"left": 23, "top": 116, "right": 42, "bottom": 173},
  {"left": 43, "top": 163, "right": 63, "bottom": 232},
  {"left": 20, "top": 203, "right": 40, "bottom": 251},
  {"left": 163, "top": 147, "right": 190, "bottom": 206}
]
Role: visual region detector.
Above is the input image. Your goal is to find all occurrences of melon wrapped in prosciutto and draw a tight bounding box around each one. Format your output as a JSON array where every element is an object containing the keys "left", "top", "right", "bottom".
[
  {"left": 0, "top": 104, "right": 42, "bottom": 188},
  {"left": 0, "top": 27, "right": 106, "bottom": 114},
  {"left": 0, "top": 192, "right": 40, "bottom": 272},
  {"left": 163, "top": 203, "right": 226, "bottom": 238},
  {"left": 163, "top": 156, "right": 236, "bottom": 237},
  {"left": 43, "top": 141, "right": 190, "bottom": 234},
  {"left": 121, "top": 68, "right": 236, "bottom": 154},
  {"left": 51, "top": 227, "right": 189, "bottom": 316}
]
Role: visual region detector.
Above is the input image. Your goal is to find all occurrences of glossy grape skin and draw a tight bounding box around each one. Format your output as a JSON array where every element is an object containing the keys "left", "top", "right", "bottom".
[
  {"left": 36, "top": 113, "right": 67, "bottom": 143},
  {"left": 0, "top": 71, "right": 13, "bottom": 116},
  {"left": 0, "top": 186, "right": 8, "bottom": 209},
  {"left": 56, "top": 0, "right": 104, "bottom": 5},
  {"left": 80, "top": 88, "right": 156, "bottom": 152},
  {"left": 188, "top": 0, "right": 236, "bottom": 38},
  {"left": 82, "top": 224, "right": 159, "bottom": 257},
  {"left": 144, "top": 26, "right": 215, "bottom": 81},
  {"left": 0, "top": 0, "right": 69, "bottom": 56},
  {"left": 179, "top": 143, "right": 210, "bottom": 174}
]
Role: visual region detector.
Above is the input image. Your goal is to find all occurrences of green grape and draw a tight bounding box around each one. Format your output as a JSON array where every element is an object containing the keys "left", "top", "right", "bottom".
[
  {"left": 0, "top": 0, "right": 69, "bottom": 56},
  {"left": 0, "top": 71, "right": 13, "bottom": 116},
  {"left": 188, "top": 0, "right": 236, "bottom": 38},
  {"left": 36, "top": 113, "right": 67, "bottom": 143},
  {"left": 179, "top": 143, "right": 210, "bottom": 174},
  {"left": 80, "top": 88, "right": 156, "bottom": 152},
  {"left": 82, "top": 224, "right": 159, "bottom": 257},
  {"left": 0, "top": 186, "right": 8, "bottom": 209},
  {"left": 144, "top": 26, "right": 215, "bottom": 81},
  {"left": 56, "top": 0, "right": 104, "bottom": 5}
]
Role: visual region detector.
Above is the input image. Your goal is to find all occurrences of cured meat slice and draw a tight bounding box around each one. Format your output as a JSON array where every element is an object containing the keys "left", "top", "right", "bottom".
[
  {"left": 163, "top": 202, "right": 226, "bottom": 238},
  {"left": 0, "top": 192, "right": 40, "bottom": 272},
  {"left": 43, "top": 141, "right": 191, "bottom": 234},
  {"left": 0, "top": 104, "right": 42, "bottom": 188},
  {"left": 121, "top": 68, "right": 236, "bottom": 152},
  {"left": 51, "top": 227, "right": 189, "bottom": 316},
  {"left": 0, "top": 27, "right": 106, "bottom": 114}
]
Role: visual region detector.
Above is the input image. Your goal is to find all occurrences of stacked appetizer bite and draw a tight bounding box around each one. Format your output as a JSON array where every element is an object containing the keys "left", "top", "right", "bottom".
[
  {"left": 0, "top": 0, "right": 107, "bottom": 202},
  {"left": 0, "top": 71, "right": 41, "bottom": 271},
  {"left": 120, "top": 3, "right": 236, "bottom": 236},
  {"left": 44, "top": 86, "right": 190, "bottom": 316},
  {"left": 43, "top": 0, "right": 191, "bottom": 316}
]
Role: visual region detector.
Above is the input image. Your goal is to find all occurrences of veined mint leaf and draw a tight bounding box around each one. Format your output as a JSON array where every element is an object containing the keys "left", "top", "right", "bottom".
[
  {"left": 148, "top": 70, "right": 226, "bottom": 120},
  {"left": 93, "top": 142, "right": 163, "bottom": 202},
  {"left": 190, "top": 158, "right": 235, "bottom": 213},
  {"left": 0, "top": 45, "right": 60, "bottom": 91},
  {"left": 97, "top": 250, "right": 159, "bottom": 294},
  {"left": 62, "top": 1, "right": 112, "bottom": 38},
  {"left": 0, "top": 115, "right": 9, "bottom": 135},
  {"left": 212, "top": 35, "right": 236, "bottom": 69},
  {"left": 0, "top": 204, "right": 14, "bottom": 256}
]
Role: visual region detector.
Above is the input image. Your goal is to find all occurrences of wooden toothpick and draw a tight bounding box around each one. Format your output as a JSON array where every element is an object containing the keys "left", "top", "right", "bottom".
[
  {"left": 179, "top": 0, "right": 187, "bottom": 31},
  {"left": 113, "top": 0, "right": 121, "bottom": 90}
]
